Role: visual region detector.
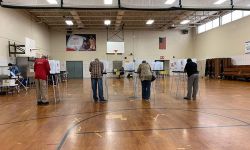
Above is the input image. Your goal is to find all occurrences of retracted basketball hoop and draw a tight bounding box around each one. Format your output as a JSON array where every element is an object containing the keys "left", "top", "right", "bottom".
[{"left": 114, "top": 49, "right": 118, "bottom": 55}]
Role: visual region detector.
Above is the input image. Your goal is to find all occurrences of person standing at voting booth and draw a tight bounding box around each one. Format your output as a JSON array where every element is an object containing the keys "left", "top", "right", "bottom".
[
  {"left": 137, "top": 60, "right": 153, "bottom": 101},
  {"left": 34, "top": 56, "right": 50, "bottom": 105},
  {"left": 89, "top": 58, "right": 107, "bottom": 102},
  {"left": 184, "top": 58, "right": 199, "bottom": 100}
]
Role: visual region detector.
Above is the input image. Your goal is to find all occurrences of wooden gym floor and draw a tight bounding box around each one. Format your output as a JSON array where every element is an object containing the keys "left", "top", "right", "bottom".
[{"left": 0, "top": 78, "right": 250, "bottom": 150}]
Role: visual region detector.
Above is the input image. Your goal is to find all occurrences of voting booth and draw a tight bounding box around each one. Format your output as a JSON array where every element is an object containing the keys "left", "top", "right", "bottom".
[
  {"left": 49, "top": 60, "right": 61, "bottom": 103},
  {"left": 170, "top": 59, "right": 197, "bottom": 72},
  {"left": 49, "top": 60, "right": 60, "bottom": 74},
  {"left": 170, "top": 58, "right": 197, "bottom": 98}
]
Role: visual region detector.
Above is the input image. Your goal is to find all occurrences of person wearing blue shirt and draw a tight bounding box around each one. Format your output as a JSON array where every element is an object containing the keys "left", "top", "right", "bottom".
[{"left": 8, "top": 63, "right": 20, "bottom": 77}]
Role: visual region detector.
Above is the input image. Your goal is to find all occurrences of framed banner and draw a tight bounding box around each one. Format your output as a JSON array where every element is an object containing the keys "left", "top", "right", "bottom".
[
  {"left": 159, "top": 37, "right": 166, "bottom": 50},
  {"left": 66, "top": 34, "right": 96, "bottom": 51}
]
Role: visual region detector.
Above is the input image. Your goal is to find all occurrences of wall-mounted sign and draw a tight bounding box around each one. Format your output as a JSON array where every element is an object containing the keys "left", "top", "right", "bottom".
[
  {"left": 160, "top": 56, "right": 165, "bottom": 60},
  {"left": 245, "top": 41, "right": 250, "bottom": 54}
]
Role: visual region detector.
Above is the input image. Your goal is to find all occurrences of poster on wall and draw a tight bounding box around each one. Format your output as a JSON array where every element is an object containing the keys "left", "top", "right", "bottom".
[
  {"left": 66, "top": 34, "right": 96, "bottom": 51},
  {"left": 159, "top": 37, "right": 166, "bottom": 50},
  {"left": 245, "top": 41, "right": 250, "bottom": 54}
]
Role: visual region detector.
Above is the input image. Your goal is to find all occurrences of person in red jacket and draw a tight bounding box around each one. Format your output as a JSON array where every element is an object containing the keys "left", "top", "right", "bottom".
[{"left": 34, "top": 55, "right": 50, "bottom": 105}]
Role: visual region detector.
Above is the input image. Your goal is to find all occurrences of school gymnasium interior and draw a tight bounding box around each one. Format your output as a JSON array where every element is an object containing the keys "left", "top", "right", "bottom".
[{"left": 0, "top": 0, "right": 250, "bottom": 150}]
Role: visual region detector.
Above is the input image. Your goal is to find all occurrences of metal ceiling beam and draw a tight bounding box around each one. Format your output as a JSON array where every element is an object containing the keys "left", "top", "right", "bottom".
[
  {"left": 2, "top": 5, "right": 249, "bottom": 11},
  {"left": 1, "top": 0, "right": 250, "bottom": 11},
  {"left": 51, "top": 26, "right": 157, "bottom": 29},
  {"left": 48, "top": 24, "right": 164, "bottom": 27},
  {"left": 115, "top": 10, "right": 125, "bottom": 31},
  {"left": 70, "top": 10, "right": 84, "bottom": 28},
  {"left": 36, "top": 15, "right": 117, "bottom": 18},
  {"left": 35, "top": 14, "right": 220, "bottom": 18},
  {"left": 29, "top": 9, "right": 118, "bottom": 13},
  {"left": 43, "top": 19, "right": 181, "bottom": 22},
  {"left": 159, "top": 11, "right": 191, "bottom": 30},
  {"left": 23, "top": 10, "right": 41, "bottom": 22}
]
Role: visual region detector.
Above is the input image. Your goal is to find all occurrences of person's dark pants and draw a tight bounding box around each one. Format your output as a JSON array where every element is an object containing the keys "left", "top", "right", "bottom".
[
  {"left": 91, "top": 78, "right": 104, "bottom": 101},
  {"left": 141, "top": 80, "right": 151, "bottom": 100}
]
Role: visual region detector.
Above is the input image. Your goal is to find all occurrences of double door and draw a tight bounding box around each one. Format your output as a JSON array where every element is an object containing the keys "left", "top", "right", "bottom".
[{"left": 66, "top": 61, "right": 83, "bottom": 79}]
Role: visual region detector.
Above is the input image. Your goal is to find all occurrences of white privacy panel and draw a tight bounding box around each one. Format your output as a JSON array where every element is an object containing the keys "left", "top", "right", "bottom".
[
  {"left": 49, "top": 60, "right": 60, "bottom": 74},
  {"left": 170, "top": 59, "right": 197, "bottom": 72}
]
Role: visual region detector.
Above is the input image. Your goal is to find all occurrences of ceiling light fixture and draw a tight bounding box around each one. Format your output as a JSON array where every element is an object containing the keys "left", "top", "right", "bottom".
[
  {"left": 104, "top": 0, "right": 112, "bottom": 5},
  {"left": 213, "top": 0, "right": 227, "bottom": 5},
  {"left": 146, "top": 19, "right": 154, "bottom": 25},
  {"left": 65, "top": 20, "right": 74, "bottom": 26},
  {"left": 165, "top": 0, "right": 176, "bottom": 5},
  {"left": 180, "top": 20, "right": 190, "bottom": 24},
  {"left": 47, "top": 0, "right": 58, "bottom": 4},
  {"left": 104, "top": 20, "right": 111, "bottom": 25}
]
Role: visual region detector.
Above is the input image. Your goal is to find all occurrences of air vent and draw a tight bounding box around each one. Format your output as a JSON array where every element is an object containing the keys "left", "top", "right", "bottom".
[{"left": 181, "top": 29, "right": 189, "bottom": 34}]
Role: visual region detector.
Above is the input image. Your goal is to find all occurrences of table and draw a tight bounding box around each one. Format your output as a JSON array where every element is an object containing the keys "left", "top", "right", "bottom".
[{"left": 0, "top": 84, "right": 19, "bottom": 95}]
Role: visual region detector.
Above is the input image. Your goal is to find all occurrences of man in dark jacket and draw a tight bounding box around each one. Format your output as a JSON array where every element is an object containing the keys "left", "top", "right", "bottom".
[
  {"left": 184, "top": 58, "right": 199, "bottom": 100},
  {"left": 34, "top": 56, "right": 50, "bottom": 105}
]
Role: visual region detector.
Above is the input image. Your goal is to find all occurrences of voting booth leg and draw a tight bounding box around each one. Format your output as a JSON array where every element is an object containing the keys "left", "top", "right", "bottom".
[
  {"left": 175, "top": 74, "right": 180, "bottom": 97},
  {"left": 51, "top": 75, "right": 61, "bottom": 103},
  {"left": 133, "top": 73, "right": 139, "bottom": 99},
  {"left": 51, "top": 75, "right": 56, "bottom": 103},
  {"left": 170, "top": 72, "right": 176, "bottom": 95},
  {"left": 47, "top": 76, "right": 49, "bottom": 101},
  {"left": 182, "top": 74, "right": 187, "bottom": 98},
  {"left": 128, "top": 72, "right": 139, "bottom": 99},
  {"left": 104, "top": 74, "right": 109, "bottom": 101},
  {"left": 16, "top": 78, "right": 28, "bottom": 91},
  {"left": 56, "top": 74, "right": 61, "bottom": 101},
  {"left": 151, "top": 80, "right": 156, "bottom": 104},
  {"left": 170, "top": 74, "right": 173, "bottom": 94},
  {"left": 172, "top": 72, "right": 187, "bottom": 98},
  {"left": 90, "top": 78, "right": 94, "bottom": 101}
]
